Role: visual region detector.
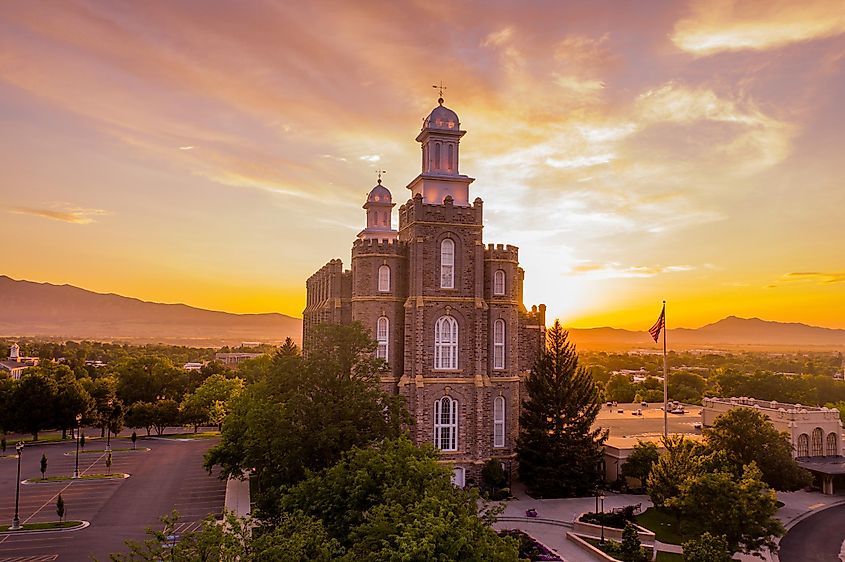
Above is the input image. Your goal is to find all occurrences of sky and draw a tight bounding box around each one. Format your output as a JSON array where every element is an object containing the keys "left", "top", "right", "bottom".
[{"left": 1, "top": 0, "right": 844, "bottom": 330}]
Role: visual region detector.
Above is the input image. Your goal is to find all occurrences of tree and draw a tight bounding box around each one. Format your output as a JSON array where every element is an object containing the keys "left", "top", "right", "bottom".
[
  {"left": 106, "top": 451, "right": 112, "bottom": 475},
  {"left": 131, "top": 431, "right": 137, "bottom": 450},
  {"left": 125, "top": 402, "right": 156, "bottom": 436},
  {"left": 179, "top": 374, "right": 244, "bottom": 431},
  {"left": 669, "top": 463, "right": 783, "bottom": 556},
  {"left": 83, "top": 376, "right": 118, "bottom": 436},
  {"left": 620, "top": 522, "right": 647, "bottom": 562},
  {"left": 281, "top": 436, "right": 519, "bottom": 561},
  {"left": 605, "top": 374, "right": 636, "bottom": 403},
  {"left": 647, "top": 436, "right": 707, "bottom": 509},
  {"left": 150, "top": 399, "right": 180, "bottom": 436},
  {"left": 54, "top": 373, "right": 94, "bottom": 440},
  {"left": 40, "top": 453, "right": 48, "bottom": 479},
  {"left": 704, "top": 407, "right": 811, "bottom": 491},
  {"left": 205, "top": 323, "right": 408, "bottom": 519},
  {"left": 12, "top": 372, "right": 58, "bottom": 440},
  {"left": 80, "top": 432, "right": 86, "bottom": 450},
  {"left": 621, "top": 441, "right": 660, "bottom": 489},
  {"left": 668, "top": 372, "right": 706, "bottom": 404},
  {"left": 517, "top": 321, "right": 606, "bottom": 497},
  {"left": 682, "top": 532, "right": 732, "bottom": 562},
  {"left": 827, "top": 401, "right": 845, "bottom": 424},
  {"left": 56, "top": 494, "right": 65, "bottom": 522},
  {"left": 113, "top": 356, "right": 187, "bottom": 405}
]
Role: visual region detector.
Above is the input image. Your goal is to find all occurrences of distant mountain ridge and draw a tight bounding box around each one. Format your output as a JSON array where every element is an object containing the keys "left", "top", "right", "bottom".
[
  {"left": 0, "top": 275, "right": 301, "bottom": 346},
  {"left": 568, "top": 316, "right": 845, "bottom": 350},
  {"left": 1, "top": 276, "right": 842, "bottom": 349}
]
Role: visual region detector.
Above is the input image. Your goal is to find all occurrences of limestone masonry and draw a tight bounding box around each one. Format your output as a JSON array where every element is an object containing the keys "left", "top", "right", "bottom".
[{"left": 303, "top": 98, "right": 546, "bottom": 484}]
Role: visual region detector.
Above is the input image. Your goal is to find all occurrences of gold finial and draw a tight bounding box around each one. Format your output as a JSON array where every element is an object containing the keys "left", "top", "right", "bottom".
[
  {"left": 432, "top": 81, "right": 447, "bottom": 105},
  {"left": 376, "top": 169, "right": 386, "bottom": 184}
]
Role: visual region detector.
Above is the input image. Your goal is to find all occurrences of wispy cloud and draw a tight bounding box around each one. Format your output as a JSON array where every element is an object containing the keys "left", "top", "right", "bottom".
[
  {"left": 784, "top": 271, "right": 845, "bottom": 284},
  {"left": 570, "top": 262, "right": 695, "bottom": 279},
  {"left": 672, "top": 0, "right": 845, "bottom": 56},
  {"left": 8, "top": 205, "right": 109, "bottom": 225}
]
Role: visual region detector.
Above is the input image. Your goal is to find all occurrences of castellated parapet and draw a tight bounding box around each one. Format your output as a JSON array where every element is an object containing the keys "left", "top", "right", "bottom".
[
  {"left": 484, "top": 243, "right": 519, "bottom": 263},
  {"left": 399, "top": 194, "right": 483, "bottom": 230}
]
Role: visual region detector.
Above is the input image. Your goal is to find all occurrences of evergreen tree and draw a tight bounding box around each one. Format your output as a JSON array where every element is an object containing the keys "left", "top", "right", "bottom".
[
  {"left": 620, "top": 522, "right": 647, "bottom": 562},
  {"left": 517, "top": 320, "right": 607, "bottom": 497},
  {"left": 56, "top": 494, "right": 65, "bottom": 522}
]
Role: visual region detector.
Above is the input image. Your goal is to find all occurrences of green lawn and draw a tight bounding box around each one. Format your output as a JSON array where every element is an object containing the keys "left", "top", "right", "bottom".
[
  {"left": 76, "top": 447, "right": 148, "bottom": 454},
  {"left": 635, "top": 508, "right": 699, "bottom": 545},
  {"left": 1, "top": 520, "right": 81, "bottom": 531},
  {"left": 156, "top": 432, "right": 220, "bottom": 440},
  {"left": 29, "top": 473, "right": 127, "bottom": 483},
  {"left": 655, "top": 552, "right": 684, "bottom": 562}
]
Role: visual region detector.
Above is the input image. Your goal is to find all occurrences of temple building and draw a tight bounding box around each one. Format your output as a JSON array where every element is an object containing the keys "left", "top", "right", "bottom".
[{"left": 303, "top": 97, "right": 547, "bottom": 485}]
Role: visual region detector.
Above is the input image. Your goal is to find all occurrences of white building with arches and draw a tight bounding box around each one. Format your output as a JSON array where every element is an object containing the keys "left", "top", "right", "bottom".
[{"left": 702, "top": 396, "right": 844, "bottom": 494}]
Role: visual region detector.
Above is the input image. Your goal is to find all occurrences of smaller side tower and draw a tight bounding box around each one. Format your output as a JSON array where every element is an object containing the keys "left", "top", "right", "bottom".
[{"left": 358, "top": 180, "right": 398, "bottom": 241}]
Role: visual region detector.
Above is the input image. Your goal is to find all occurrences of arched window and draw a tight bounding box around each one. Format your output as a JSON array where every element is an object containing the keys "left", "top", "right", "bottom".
[
  {"left": 440, "top": 239, "right": 454, "bottom": 288},
  {"left": 378, "top": 265, "right": 391, "bottom": 292},
  {"left": 434, "top": 316, "right": 458, "bottom": 369},
  {"left": 493, "top": 319, "right": 505, "bottom": 370},
  {"left": 812, "top": 427, "right": 824, "bottom": 456},
  {"left": 376, "top": 316, "right": 389, "bottom": 362},
  {"left": 493, "top": 396, "right": 505, "bottom": 448},
  {"left": 435, "top": 143, "right": 441, "bottom": 170},
  {"left": 826, "top": 432, "right": 838, "bottom": 456},
  {"left": 434, "top": 396, "right": 457, "bottom": 451},
  {"left": 494, "top": 269, "right": 505, "bottom": 295},
  {"left": 797, "top": 434, "right": 809, "bottom": 457},
  {"left": 447, "top": 144, "right": 454, "bottom": 171}
]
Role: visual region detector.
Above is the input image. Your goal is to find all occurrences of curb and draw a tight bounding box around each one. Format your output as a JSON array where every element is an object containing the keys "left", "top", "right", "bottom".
[
  {"left": 0, "top": 520, "right": 90, "bottom": 535},
  {"left": 495, "top": 516, "right": 573, "bottom": 528},
  {"left": 62, "top": 447, "right": 150, "bottom": 456},
  {"left": 782, "top": 498, "right": 845, "bottom": 531}
]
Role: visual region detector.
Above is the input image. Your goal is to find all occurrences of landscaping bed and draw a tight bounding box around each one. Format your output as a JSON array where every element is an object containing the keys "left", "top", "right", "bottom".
[
  {"left": 0, "top": 520, "right": 82, "bottom": 532},
  {"left": 498, "top": 529, "right": 562, "bottom": 561},
  {"left": 25, "top": 473, "right": 129, "bottom": 483}
]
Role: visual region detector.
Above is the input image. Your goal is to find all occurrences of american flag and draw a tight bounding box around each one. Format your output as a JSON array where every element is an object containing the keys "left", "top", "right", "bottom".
[{"left": 649, "top": 304, "right": 665, "bottom": 343}]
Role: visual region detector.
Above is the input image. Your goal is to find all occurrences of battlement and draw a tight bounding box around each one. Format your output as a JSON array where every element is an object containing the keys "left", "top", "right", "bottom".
[
  {"left": 484, "top": 243, "right": 519, "bottom": 262},
  {"left": 524, "top": 303, "right": 547, "bottom": 326},
  {"left": 398, "top": 194, "right": 483, "bottom": 228},
  {"left": 306, "top": 258, "right": 344, "bottom": 284},
  {"left": 351, "top": 237, "right": 408, "bottom": 257}
]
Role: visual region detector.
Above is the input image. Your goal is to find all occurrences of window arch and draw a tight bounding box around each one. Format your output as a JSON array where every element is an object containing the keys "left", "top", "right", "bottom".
[
  {"left": 435, "top": 142, "right": 441, "bottom": 170},
  {"left": 494, "top": 269, "right": 505, "bottom": 295},
  {"left": 493, "top": 319, "right": 505, "bottom": 370},
  {"left": 826, "top": 432, "right": 838, "bottom": 456},
  {"left": 434, "top": 396, "right": 457, "bottom": 451},
  {"left": 447, "top": 144, "right": 454, "bottom": 171},
  {"left": 378, "top": 265, "right": 391, "bottom": 292},
  {"left": 493, "top": 396, "right": 505, "bottom": 448},
  {"left": 797, "top": 433, "right": 810, "bottom": 457},
  {"left": 812, "top": 427, "right": 824, "bottom": 456},
  {"left": 434, "top": 316, "right": 458, "bottom": 369},
  {"left": 376, "top": 316, "right": 389, "bottom": 362},
  {"left": 440, "top": 239, "right": 454, "bottom": 288}
]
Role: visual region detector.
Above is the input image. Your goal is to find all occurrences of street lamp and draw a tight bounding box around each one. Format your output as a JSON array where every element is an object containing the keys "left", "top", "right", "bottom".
[
  {"left": 106, "top": 399, "right": 113, "bottom": 452},
  {"left": 73, "top": 413, "right": 82, "bottom": 479},
  {"left": 599, "top": 493, "right": 606, "bottom": 546},
  {"left": 11, "top": 442, "right": 24, "bottom": 530}
]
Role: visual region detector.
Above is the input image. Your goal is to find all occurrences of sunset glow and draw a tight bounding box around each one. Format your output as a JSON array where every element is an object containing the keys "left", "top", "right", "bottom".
[{"left": 2, "top": 0, "right": 844, "bottom": 330}]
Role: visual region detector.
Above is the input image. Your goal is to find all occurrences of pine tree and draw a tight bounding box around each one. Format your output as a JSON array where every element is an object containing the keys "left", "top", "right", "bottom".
[
  {"left": 517, "top": 320, "right": 607, "bottom": 497},
  {"left": 56, "top": 494, "right": 65, "bottom": 522}
]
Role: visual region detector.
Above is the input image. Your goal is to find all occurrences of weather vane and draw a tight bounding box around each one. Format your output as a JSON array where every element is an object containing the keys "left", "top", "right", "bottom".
[
  {"left": 432, "top": 81, "right": 447, "bottom": 104},
  {"left": 376, "top": 169, "right": 386, "bottom": 184}
]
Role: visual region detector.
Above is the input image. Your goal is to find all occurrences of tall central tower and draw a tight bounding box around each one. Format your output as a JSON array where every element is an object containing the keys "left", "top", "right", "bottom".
[{"left": 406, "top": 98, "right": 475, "bottom": 206}]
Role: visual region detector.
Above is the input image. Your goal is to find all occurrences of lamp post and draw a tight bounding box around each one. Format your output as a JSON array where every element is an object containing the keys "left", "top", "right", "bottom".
[
  {"left": 106, "top": 399, "right": 113, "bottom": 452},
  {"left": 73, "top": 413, "right": 82, "bottom": 479},
  {"left": 599, "top": 493, "right": 606, "bottom": 546},
  {"left": 11, "top": 442, "right": 24, "bottom": 530}
]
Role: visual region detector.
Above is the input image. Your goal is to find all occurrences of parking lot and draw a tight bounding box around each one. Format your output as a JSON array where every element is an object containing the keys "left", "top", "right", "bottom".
[{"left": 0, "top": 436, "right": 226, "bottom": 561}]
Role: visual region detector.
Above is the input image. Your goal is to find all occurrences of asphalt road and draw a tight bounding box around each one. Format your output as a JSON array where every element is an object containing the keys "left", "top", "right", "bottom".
[
  {"left": 0, "top": 435, "right": 226, "bottom": 562},
  {"left": 779, "top": 503, "right": 845, "bottom": 562}
]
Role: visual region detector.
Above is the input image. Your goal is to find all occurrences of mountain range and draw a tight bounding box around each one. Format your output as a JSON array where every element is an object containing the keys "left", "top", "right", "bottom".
[{"left": 1, "top": 276, "right": 843, "bottom": 349}]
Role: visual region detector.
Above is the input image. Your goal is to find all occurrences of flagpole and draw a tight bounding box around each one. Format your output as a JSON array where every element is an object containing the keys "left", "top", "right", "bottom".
[{"left": 663, "top": 300, "right": 668, "bottom": 438}]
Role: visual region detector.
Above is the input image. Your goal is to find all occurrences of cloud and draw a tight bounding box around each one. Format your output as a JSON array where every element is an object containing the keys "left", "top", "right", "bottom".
[
  {"left": 672, "top": 0, "right": 845, "bottom": 56},
  {"left": 8, "top": 205, "right": 109, "bottom": 224},
  {"left": 783, "top": 271, "right": 845, "bottom": 284},
  {"left": 570, "top": 262, "right": 695, "bottom": 279},
  {"left": 482, "top": 27, "right": 514, "bottom": 47}
]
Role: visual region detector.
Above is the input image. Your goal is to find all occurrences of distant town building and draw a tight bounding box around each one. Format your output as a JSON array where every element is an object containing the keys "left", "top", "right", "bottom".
[
  {"left": 214, "top": 352, "right": 263, "bottom": 367},
  {"left": 0, "top": 343, "right": 39, "bottom": 380},
  {"left": 302, "top": 97, "right": 547, "bottom": 486},
  {"left": 702, "top": 396, "right": 845, "bottom": 494},
  {"left": 183, "top": 362, "right": 205, "bottom": 371}
]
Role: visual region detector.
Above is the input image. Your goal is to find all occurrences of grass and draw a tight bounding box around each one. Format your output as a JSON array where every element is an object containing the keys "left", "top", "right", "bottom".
[
  {"left": 156, "top": 432, "right": 220, "bottom": 440},
  {"left": 655, "top": 552, "right": 684, "bottom": 562},
  {"left": 635, "top": 508, "right": 699, "bottom": 545},
  {"left": 29, "top": 473, "right": 127, "bottom": 482},
  {"left": 584, "top": 537, "right": 651, "bottom": 561},
  {"left": 75, "top": 447, "right": 148, "bottom": 454},
  {"left": 1, "top": 520, "right": 81, "bottom": 532}
]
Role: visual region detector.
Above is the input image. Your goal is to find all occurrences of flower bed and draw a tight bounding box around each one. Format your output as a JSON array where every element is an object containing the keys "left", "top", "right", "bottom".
[{"left": 498, "top": 529, "right": 563, "bottom": 561}]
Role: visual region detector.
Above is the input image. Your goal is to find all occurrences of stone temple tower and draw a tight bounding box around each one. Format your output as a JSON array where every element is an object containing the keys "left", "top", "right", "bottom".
[{"left": 304, "top": 97, "right": 546, "bottom": 486}]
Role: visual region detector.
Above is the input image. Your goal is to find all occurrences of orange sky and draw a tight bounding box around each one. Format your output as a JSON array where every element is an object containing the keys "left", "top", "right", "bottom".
[{"left": 1, "top": 0, "right": 844, "bottom": 330}]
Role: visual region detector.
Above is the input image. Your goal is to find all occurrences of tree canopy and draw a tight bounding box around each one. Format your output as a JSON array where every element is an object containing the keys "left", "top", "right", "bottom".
[{"left": 517, "top": 320, "right": 606, "bottom": 497}]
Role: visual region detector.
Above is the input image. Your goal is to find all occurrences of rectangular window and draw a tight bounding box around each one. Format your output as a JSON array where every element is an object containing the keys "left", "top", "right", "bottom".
[
  {"left": 440, "top": 239, "right": 455, "bottom": 289},
  {"left": 493, "top": 397, "right": 505, "bottom": 448}
]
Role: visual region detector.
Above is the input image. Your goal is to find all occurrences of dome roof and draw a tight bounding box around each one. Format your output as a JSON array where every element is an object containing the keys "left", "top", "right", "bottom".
[
  {"left": 423, "top": 100, "right": 460, "bottom": 131},
  {"left": 367, "top": 183, "right": 392, "bottom": 203}
]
